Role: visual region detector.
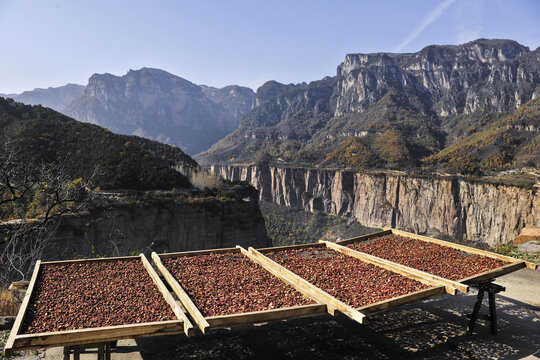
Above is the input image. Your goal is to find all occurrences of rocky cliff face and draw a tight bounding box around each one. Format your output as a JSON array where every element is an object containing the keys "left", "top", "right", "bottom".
[
  {"left": 335, "top": 39, "right": 539, "bottom": 117},
  {"left": 63, "top": 68, "right": 255, "bottom": 155},
  {"left": 197, "top": 39, "right": 540, "bottom": 170},
  {"left": 211, "top": 164, "right": 540, "bottom": 246},
  {"left": 32, "top": 197, "right": 268, "bottom": 261}
]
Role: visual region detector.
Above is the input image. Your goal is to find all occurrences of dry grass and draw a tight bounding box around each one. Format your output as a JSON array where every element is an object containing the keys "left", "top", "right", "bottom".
[{"left": 0, "top": 289, "right": 19, "bottom": 316}]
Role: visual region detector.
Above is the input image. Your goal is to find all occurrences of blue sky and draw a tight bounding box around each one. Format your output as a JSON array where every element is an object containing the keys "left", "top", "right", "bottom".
[{"left": 0, "top": 0, "right": 539, "bottom": 93}]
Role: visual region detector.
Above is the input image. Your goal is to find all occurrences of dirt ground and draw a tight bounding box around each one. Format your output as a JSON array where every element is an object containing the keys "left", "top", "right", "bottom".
[{"left": 10, "top": 267, "right": 540, "bottom": 360}]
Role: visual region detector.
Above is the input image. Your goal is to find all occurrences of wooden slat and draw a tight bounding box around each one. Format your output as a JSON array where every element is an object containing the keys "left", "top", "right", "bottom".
[
  {"left": 254, "top": 242, "right": 326, "bottom": 253},
  {"left": 385, "top": 228, "right": 537, "bottom": 270},
  {"left": 11, "top": 327, "right": 184, "bottom": 352},
  {"left": 358, "top": 286, "right": 446, "bottom": 314},
  {"left": 459, "top": 262, "right": 526, "bottom": 284},
  {"left": 205, "top": 304, "right": 327, "bottom": 328},
  {"left": 12, "top": 320, "right": 184, "bottom": 348},
  {"left": 40, "top": 255, "right": 140, "bottom": 265},
  {"left": 4, "top": 260, "right": 41, "bottom": 355},
  {"left": 322, "top": 241, "right": 466, "bottom": 294},
  {"left": 139, "top": 254, "right": 194, "bottom": 336},
  {"left": 247, "top": 247, "right": 368, "bottom": 324},
  {"left": 157, "top": 247, "right": 239, "bottom": 258},
  {"left": 14, "top": 328, "right": 185, "bottom": 351},
  {"left": 151, "top": 252, "right": 211, "bottom": 334},
  {"left": 335, "top": 230, "right": 392, "bottom": 246}
]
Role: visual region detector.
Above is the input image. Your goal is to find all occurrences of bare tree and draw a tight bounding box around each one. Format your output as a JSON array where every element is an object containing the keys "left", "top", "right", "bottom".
[{"left": 0, "top": 143, "right": 98, "bottom": 283}]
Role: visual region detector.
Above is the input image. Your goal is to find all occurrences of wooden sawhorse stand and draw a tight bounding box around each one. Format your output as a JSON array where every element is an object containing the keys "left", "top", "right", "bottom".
[
  {"left": 467, "top": 280, "right": 505, "bottom": 335},
  {"left": 63, "top": 342, "right": 113, "bottom": 360}
]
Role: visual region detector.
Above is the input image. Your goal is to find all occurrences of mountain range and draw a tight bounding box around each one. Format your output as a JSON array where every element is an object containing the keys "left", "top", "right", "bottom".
[
  {"left": 3, "top": 39, "right": 539, "bottom": 175},
  {"left": 0, "top": 84, "right": 85, "bottom": 112},
  {"left": 196, "top": 39, "right": 540, "bottom": 175},
  {"left": 2, "top": 69, "right": 255, "bottom": 155}
]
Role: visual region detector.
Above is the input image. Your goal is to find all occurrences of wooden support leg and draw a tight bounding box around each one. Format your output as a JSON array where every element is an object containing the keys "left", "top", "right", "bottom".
[
  {"left": 63, "top": 346, "right": 70, "bottom": 360},
  {"left": 488, "top": 290, "right": 497, "bottom": 335},
  {"left": 468, "top": 290, "right": 484, "bottom": 334},
  {"left": 73, "top": 348, "right": 80, "bottom": 360},
  {"left": 97, "top": 343, "right": 105, "bottom": 360},
  {"left": 105, "top": 342, "right": 112, "bottom": 360}
]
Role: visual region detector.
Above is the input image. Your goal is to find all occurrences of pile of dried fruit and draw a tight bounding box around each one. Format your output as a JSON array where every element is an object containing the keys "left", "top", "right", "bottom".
[
  {"left": 347, "top": 235, "right": 509, "bottom": 280},
  {"left": 22, "top": 259, "right": 176, "bottom": 334},
  {"left": 265, "top": 247, "right": 429, "bottom": 308},
  {"left": 162, "top": 252, "right": 314, "bottom": 317}
]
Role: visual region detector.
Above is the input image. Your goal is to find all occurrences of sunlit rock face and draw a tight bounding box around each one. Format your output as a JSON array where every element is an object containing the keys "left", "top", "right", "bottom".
[
  {"left": 212, "top": 164, "right": 540, "bottom": 246},
  {"left": 334, "top": 39, "right": 537, "bottom": 117},
  {"left": 198, "top": 39, "right": 540, "bottom": 167}
]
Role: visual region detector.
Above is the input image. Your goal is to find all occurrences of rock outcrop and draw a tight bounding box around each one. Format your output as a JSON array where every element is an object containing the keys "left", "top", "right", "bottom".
[
  {"left": 13, "top": 197, "right": 269, "bottom": 261},
  {"left": 63, "top": 68, "right": 255, "bottom": 155},
  {"left": 197, "top": 39, "right": 540, "bottom": 169},
  {"left": 212, "top": 164, "right": 540, "bottom": 246},
  {"left": 335, "top": 39, "right": 538, "bottom": 117}
]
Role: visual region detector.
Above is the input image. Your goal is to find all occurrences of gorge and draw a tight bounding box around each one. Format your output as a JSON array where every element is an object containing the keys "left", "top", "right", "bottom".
[{"left": 212, "top": 164, "right": 539, "bottom": 246}]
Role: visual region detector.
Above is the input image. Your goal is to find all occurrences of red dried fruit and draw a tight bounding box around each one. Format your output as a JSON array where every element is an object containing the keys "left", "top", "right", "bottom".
[
  {"left": 21, "top": 259, "right": 176, "bottom": 334},
  {"left": 346, "top": 235, "right": 508, "bottom": 281},
  {"left": 162, "top": 253, "right": 315, "bottom": 317},
  {"left": 265, "top": 247, "right": 429, "bottom": 308}
]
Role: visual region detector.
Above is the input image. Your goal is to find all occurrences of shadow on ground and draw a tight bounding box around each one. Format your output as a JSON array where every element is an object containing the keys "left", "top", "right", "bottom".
[{"left": 133, "top": 291, "right": 540, "bottom": 360}]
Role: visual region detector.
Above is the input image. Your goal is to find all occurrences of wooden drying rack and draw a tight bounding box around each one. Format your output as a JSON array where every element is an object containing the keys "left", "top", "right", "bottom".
[
  {"left": 4, "top": 254, "right": 193, "bottom": 357},
  {"left": 4, "top": 228, "right": 537, "bottom": 358}
]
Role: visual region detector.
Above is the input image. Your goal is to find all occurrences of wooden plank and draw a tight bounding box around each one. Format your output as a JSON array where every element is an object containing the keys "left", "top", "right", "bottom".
[
  {"left": 358, "top": 286, "right": 446, "bottom": 314},
  {"left": 12, "top": 328, "right": 184, "bottom": 352},
  {"left": 385, "top": 228, "right": 537, "bottom": 269},
  {"left": 151, "top": 252, "right": 211, "bottom": 334},
  {"left": 12, "top": 320, "right": 184, "bottom": 348},
  {"left": 255, "top": 242, "right": 326, "bottom": 253},
  {"left": 205, "top": 304, "right": 327, "bottom": 328},
  {"left": 40, "top": 255, "right": 140, "bottom": 265},
  {"left": 322, "top": 241, "right": 466, "bottom": 294},
  {"left": 247, "top": 247, "right": 368, "bottom": 324},
  {"left": 139, "top": 254, "right": 194, "bottom": 336},
  {"left": 157, "top": 247, "right": 239, "bottom": 258},
  {"left": 459, "top": 262, "right": 526, "bottom": 284},
  {"left": 4, "top": 260, "right": 41, "bottom": 355},
  {"left": 335, "top": 230, "right": 392, "bottom": 246}
]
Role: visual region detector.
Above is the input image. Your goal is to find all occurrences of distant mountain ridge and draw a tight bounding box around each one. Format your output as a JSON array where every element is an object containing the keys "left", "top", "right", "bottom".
[
  {"left": 3, "top": 68, "right": 255, "bottom": 155},
  {"left": 0, "top": 84, "right": 85, "bottom": 112},
  {"left": 63, "top": 68, "right": 255, "bottom": 155},
  {"left": 196, "top": 39, "right": 540, "bottom": 175}
]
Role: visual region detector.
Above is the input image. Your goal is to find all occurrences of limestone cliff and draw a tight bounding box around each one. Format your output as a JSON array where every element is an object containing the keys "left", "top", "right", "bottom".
[
  {"left": 64, "top": 68, "right": 255, "bottom": 155},
  {"left": 211, "top": 164, "right": 540, "bottom": 246},
  {"left": 197, "top": 39, "right": 540, "bottom": 171},
  {"left": 25, "top": 196, "right": 269, "bottom": 261}
]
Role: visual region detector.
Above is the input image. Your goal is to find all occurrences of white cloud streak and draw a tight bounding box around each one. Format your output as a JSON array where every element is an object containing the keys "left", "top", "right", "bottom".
[{"left": 394, "top": 0, "right": 456, "bottom": 52}]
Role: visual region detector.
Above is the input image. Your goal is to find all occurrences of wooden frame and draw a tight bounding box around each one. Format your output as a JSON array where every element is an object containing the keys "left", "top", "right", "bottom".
[
  {"left": 322, "top": 240, "right": 467, "bottom": 294},
  {"left": 4, "top": 254, "right": 192, "bottom": 354},
  {"left": 152, "top": 247, "right": 327, "bottom": 334},
  {"left": 384, "top": 228, "right": 538, "bottom": 270},
  {"left": 249, "top": 243, "right": 450, "bottom": 324},
  {"left": 335, "top": 228, "right": 537, "bottom": 286}
]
